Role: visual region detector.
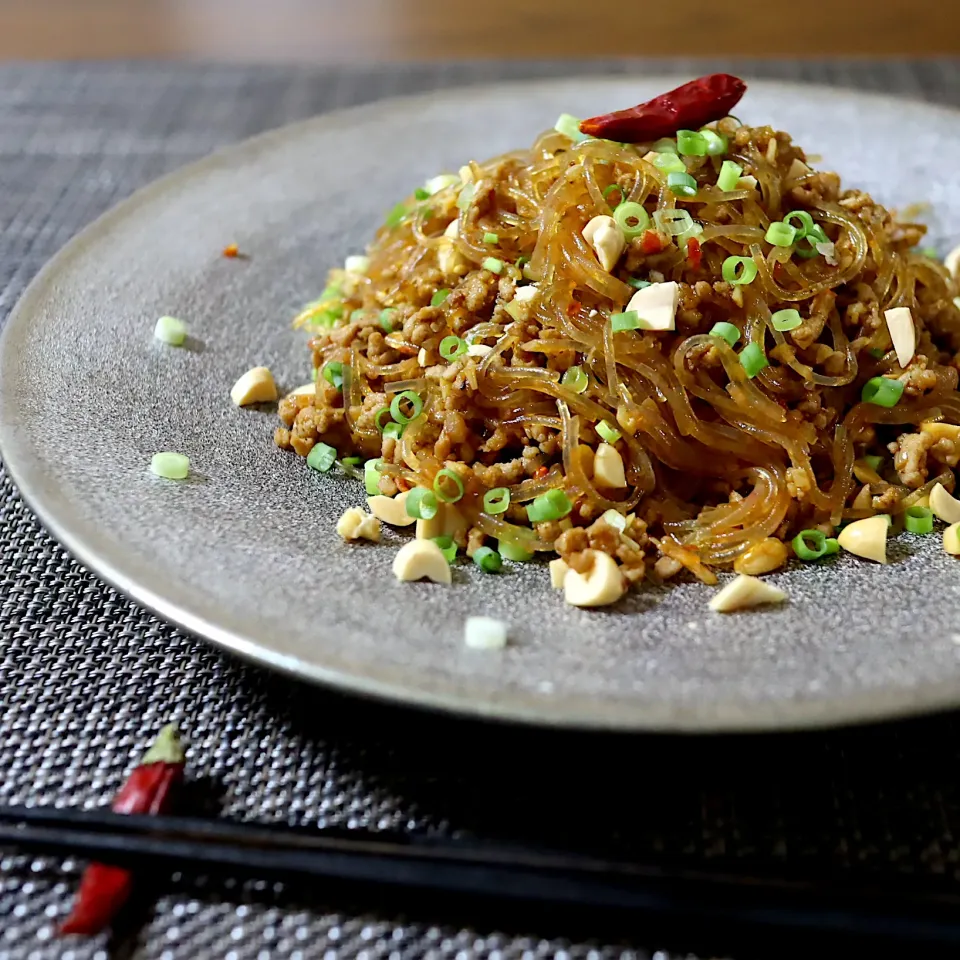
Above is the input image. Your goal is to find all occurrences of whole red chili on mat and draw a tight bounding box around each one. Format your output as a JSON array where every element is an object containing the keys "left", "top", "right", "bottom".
[
  {"left": 60, "top": 724, "right": 185, "bottom": 937},
  {"left": 579, "top": 74, "right": 747, "bottom": 143}
]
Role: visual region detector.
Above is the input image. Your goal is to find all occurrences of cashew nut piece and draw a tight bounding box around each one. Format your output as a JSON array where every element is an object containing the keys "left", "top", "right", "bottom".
[
  {"left": 367, "top": 491, "right": 415, "bottom": 526},
  {"left": 231, "top": 366, "right": 279, "bottom": 406},
  {"left": 593, "top": 443, "right": 626, "bottom": 489},
  {"left": 883, "top": 307, "right": 916, "bottom": 369},
  {"left": 930, "top": 482, "right": 960, "bottom": 524},
  {"left": 709, "top": 574, "right": 787, "bottom": 613},
  {"left": 944, "top": 522, "right": 960, "bottom": 555},
  {"left": 392, "top": 539, "right": 452, "bottom": 584},
  {"left": 464, "top": 616, "right": 508, "bottom": 650},
  {"left": 336, "top": 507, "right": 381, "bottom": 543},
  {"left": 563, "top": 550, "right": 625, "bottom": 608},
  {"left": 415, "top": 501, "right": 468, "bottom": 542},
  {"left": 837, "top": 515, "right": 890, "bottom": 563},
  {"left": 286, "top": 382, "right": 316, "bottom": 398},
  {"left": 582, "top": 215, "right": 626, "bottom": 273},
  {"left": 549, "top": 558, "right": 570, "bottom": 588}
]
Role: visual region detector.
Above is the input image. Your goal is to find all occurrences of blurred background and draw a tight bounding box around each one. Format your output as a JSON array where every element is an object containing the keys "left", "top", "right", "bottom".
[{"left": 2, "top": 0, "right": 959, "bottom": 59}]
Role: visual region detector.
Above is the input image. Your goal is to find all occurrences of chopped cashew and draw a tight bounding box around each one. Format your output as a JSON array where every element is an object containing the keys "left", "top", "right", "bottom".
[
  {"left": 946, "top": 243, "right": 960, "bottom": 278},
  {"left": 930, "top": 482, "right": 960, "bottom": 524},
  {"left": 582, "top": 215, "right": 626, "bottom": 273},
  {"left": 786, "top": 159, "right": 811, "bottom": 180},
  {"left": 437, "top": 240, "right": 465, "bottom": 276},
  {"left": 464, "top": 616, "right": 508, "bottom": 650},
  {"left": 733, "top": 538, "right": 789, "bottom": 576},
  {"left": 837, "top": 515, "right": 889, "bottom": 563},
  {"left": 392, "top": 539, "right": 452, "bottom": 584},
  {"left": 444, "top": 219, "right": 460, "bottom": 238},
  {"left": 336, "top": 507, "right": 381, "bottom": 542},
  {"left": 593, "top": 443, "right": 626, "bottom": 489},
  {"left": 344, "top": 255, "right": 369, "bottom": 275},
  {"left": 367, "top": 491, "right": 415, "bottom": 526},
  {"left": 944, "top": 522, "right": 960, "bottom": 555},
  {"left": 230, "top": 366, "right": 278, "bottom": 406},
  {"left": 416, "top": 501, "right": 468, "bottom": 542},
  {"left": 737, "top": 175, "right": 759, "bottom": 190},
  {"left": 625, "top": 281, "right": 680, "bottom": 331},
  {"left": 852, "top": 485, "right": 873, "bottom": 511},
  {"left": 286, "top": 382, "right": 316, "bottom": 398},
  {"left": 513, "top": 284, "right": 539, "bottom": 303},
  {"left": 563, "top": 550, "right": 625, "bottom": 608},
  {"left": 417, "top": 348, "right": 429, "bottom": 367},
  {"left": 467, "top": 343, "right": 493, "bottom": 358},
  {"left": 920, "top": 421, "right": 960, "bottom": 444},
  {"left": 709, "top": 574, "right": 787, "bottom": 613},
  {"left": 549, "top": 558, "right": 570, "bottom": 588},
  {"left": 883, "top": 307, "right": 916, "bottom": 368}
]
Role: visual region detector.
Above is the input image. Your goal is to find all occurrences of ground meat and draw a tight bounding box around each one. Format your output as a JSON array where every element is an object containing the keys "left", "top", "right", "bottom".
[
  {"left": 930, "top": 437, "right": 960, "bottom": 468},
  {"left": 872, "top": 485, "right": 902, "bottom": 513},
  {"left": 472, "top": 458, "right": 526, "bottom": 487},
  {"left": 555, "top": 527, "right": 589, "bottom": 560},
  {"left": 896, "top": 359, "right": 939, "bottom": 397},
  {"left": 890, "top": 431, "right": 934, "bottom": 489},
  {"left": 786, "top": 466, "right": 813, "bottom": 500}
]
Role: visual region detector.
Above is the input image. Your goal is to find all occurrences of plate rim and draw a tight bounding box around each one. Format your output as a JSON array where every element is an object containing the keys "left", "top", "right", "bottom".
[{"left": 4, "top": 74, "right": 960, "bottom": 733}]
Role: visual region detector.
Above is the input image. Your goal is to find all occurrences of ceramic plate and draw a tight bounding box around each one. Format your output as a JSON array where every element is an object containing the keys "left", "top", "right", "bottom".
[{"left": 3, "top": 77, "right": 960, "bottom": 732}]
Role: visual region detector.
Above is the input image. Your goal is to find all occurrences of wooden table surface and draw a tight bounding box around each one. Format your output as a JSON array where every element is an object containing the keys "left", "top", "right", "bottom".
[{"left": 2, "top": 0, "right": 958, "bottom": 60}]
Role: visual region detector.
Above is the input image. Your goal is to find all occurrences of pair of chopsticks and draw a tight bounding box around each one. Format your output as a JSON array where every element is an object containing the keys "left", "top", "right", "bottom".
[{"left": 2, "top": 805, "right": 960, "bottom": 956}]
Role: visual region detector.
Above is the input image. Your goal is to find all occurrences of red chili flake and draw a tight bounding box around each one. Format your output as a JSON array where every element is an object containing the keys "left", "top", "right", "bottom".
[
  {"left": 579, "top": 74, "right": 747, "bottom": 143},
  {"left": 687, "top": 237, "right": 703, "bottom": 271},
  {"left": 640, "top": 230, "right": 663, "bottom": 255},
  {"left": 222, "top": 243, "right": 240, "bottom": 258},
  {"left": 533, "top": 466, "right": 549, "bottom": 480},
  {"left": 60, "top": 725, "right": 185, "bottom": 937}
]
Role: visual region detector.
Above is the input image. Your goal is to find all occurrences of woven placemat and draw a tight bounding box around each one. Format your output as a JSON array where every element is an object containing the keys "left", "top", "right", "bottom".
[{"left": 2, "top": 59, "right": 960, "bottom": 960}]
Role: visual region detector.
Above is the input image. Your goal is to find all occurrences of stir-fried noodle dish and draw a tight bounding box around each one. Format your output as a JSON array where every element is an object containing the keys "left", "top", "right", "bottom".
[{"left": 274, "top": 74, "right": 960, "bottom": 599}]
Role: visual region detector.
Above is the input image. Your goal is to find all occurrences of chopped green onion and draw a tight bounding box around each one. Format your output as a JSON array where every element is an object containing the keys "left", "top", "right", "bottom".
[
  {"left": 483, "top": 232, "right": 499, "bottom": 244},
  {"left": 613, "top": 202, "right": 650, "bottom": 238},
  {"left": 627, "top": 277, "right": 651, "bottom": 289},
  {"left": 554, "top": 113, "right": 588, "bottom": 143},
  {"left": 406, "top": 488, "right": 439, "bottom": 520},
  {"left": 516, "top": 255, "right": 530, "bottom": 269},
  {"left": 861, "top": 376, "right": 904, "bottom": 407},
  {"left": 154, "top": 316, "right": 188, "bottom": 346},
  {"left": 385, "top": 202, "right": 408, "bottom": 228},
  {"left": 676, "top": 130, "right": 708, "bottom": 156},
  {"left": 864, "top": 454, "right": 883, "bottom": 471},
  {"left": 765, "top": 222, "right": 797, "bottom": 247},
  {"left": 868, "top": 347, "right": 886, "bottom": 359},
  {"left": 793, "top": 529, "right": 829, "bottom": 560},
  {"left": 653, "top": 153, "right": 686, "bottom": 174},
  {"left": 473, "top": 546, "right": 502, "bottom": 573},
  {"left": 389, "top": 390, "right": 424, "bottom": 424},
  {"left": 561, "top": 366, "right": 588, "bottom": 394},
  {"left": 709, "top": 321, "right": 740, "bottom": 347},
  {"left": 905, "top": 505, "right": 934, "bottom": 534},
  {"left": 414, "top": 187, "right": 431, "bottom": 201},
  {"left": 307, "top": 442, "right": 337, "bottom": 473},
  {"left": 434, "top": 468, "right": 465, "bottom": 503},
  {"left": 824, "top": 537, "right": 840, "bottom": 555},
  {"left": 379, "top": 308, "right": 396, "bottom": 332},
  {"left": 498, "top": 540, "right": 534, "bottom": 562},
  {"left": 806, "top": 224, "right": 829, "bottom": 245},
  {"left": 654, "top": 209, "right": 694, "bottom": 236},
  {"left": 652, "top": 138, "right": 678, "bottom": 154},
  {"left": 457, "top": 183, "right": 476, "bottom": 211},
  {"left": 783, "top": 210, "right": 816, "bottom": 239},
  {"left": 382, "top": 422, "right": 403, "bottom": 441},
  {"left": 341, "top": 456, "right": 362, "bottom": 468},
  {"left": 375, "top": 406, "right": 393, "bottom": 433},
  {"left": 700, "top": 129, "right": 728, "bottom": 156},
  {"left": 771, "top": 309, "right": 803, "bottom": 332},
  {"left": 600, "top": 509, "right": 627, "bottom": 532},
  {"left": 430, "top": 288, "right": 451, "bottom": 306},
  {"left": 432, "top": 535, "right": 458, "bottom": 563},
  {"left": 596, "top": 421, "right": 622, "bottom": 444},
  {"left": 322, "top": 361, "right": 344, "bottom": 390},
  {"left": 919, "top": 246, "right": 939, "bottom": 259},
  {"left": 439, "top": 336, "right": 468, "bottom": 361},
  {"left": 667, "top": 172, "right": 698, "bottom": 198},
  {"left": 526, "top": 489, "right": 573, "bottom": 523},
  {"left": 482, "top": 257, "right": 504, "bottom": 274},
  {"left": 739, "top": 342, "right": 769, "bottom": 378},
  {"left": 483, "top": 487, "right": 511, "bottom": 515},
  {"left": 717, "top": 160, "right": 743, "bottom": 192},
  {"left": 364, "top": 459, "right": 383, "bottom": 495},
  {"left": 722, "top": 256, "right": 758, "bottom": 285},
  {"left": 150, "top": 452, "right": 189, "bottom": 480},
  {"left": 603, "top": 183, "right": 626, "bottom": 206},
  {"left": 610, "top": 311, "right": 642, "bottom": 332}
]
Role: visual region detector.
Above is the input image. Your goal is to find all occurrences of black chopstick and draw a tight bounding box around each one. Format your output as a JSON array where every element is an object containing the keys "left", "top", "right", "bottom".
[{"left": 2, "top": 806, "right": 960, "bottom": 956}]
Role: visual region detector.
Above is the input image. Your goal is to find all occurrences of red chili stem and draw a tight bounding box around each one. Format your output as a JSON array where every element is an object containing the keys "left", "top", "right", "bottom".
[
  {"left": 60, "top": 725, "right": 185, "bottom": 937},
  {"left": 580, "top": 74, "right": 747, "bottom": 143}
]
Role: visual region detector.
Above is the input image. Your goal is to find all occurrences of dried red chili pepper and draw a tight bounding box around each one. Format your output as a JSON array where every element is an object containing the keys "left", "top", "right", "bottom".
[
  {"left": 60, "top": 725, "right": 185, "bottom": 937},
  {"left": 687, "top": 237, "right": 703, "bottom": 271},
  {"left": 579, "top": 74, "right": 747, "bottom": 143},
  {"left": 640, "top": 230, "right": 663, "bottom": 255}
]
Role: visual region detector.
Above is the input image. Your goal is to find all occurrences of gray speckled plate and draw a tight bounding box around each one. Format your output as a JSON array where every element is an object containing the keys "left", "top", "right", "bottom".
[{"left": 3, "top": 77, "right": 960, "bottom": 732}]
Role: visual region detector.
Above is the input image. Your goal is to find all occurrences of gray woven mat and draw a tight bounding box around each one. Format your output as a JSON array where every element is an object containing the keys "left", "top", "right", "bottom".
[{"left": 2, "top": 59, "right": 960, "bottom": 960}]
